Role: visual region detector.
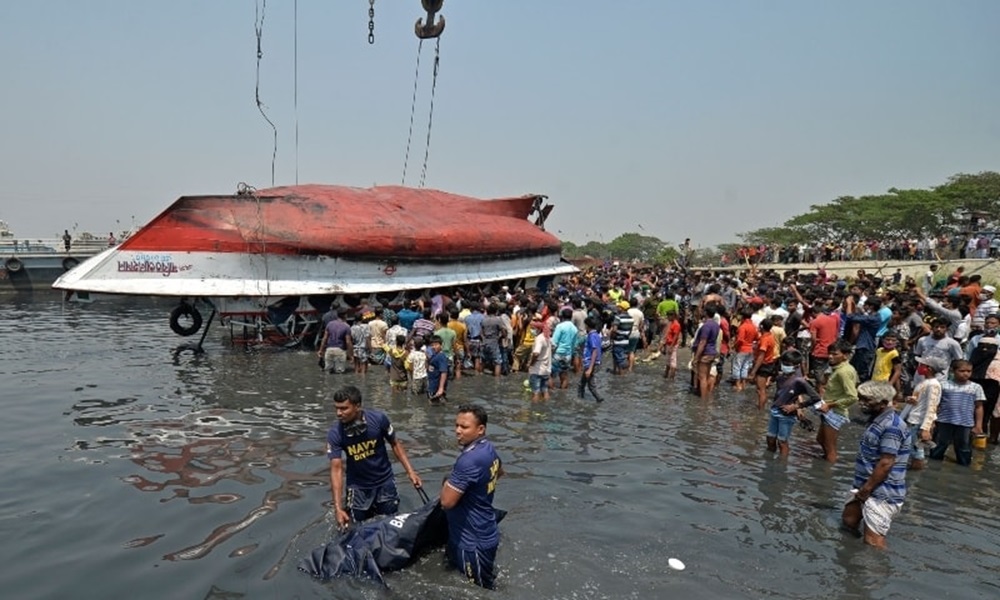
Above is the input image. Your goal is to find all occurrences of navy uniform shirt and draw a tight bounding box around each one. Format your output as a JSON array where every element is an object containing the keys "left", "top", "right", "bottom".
[
  {"left": 326, "top": 409, "right": 396, "bottom": 489},
  {"left": 445, "top": 437, "right": 502, "bottom": 550}
]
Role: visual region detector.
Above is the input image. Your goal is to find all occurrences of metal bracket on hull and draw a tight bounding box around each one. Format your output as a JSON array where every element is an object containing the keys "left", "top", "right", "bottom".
[{"left": 529, "top": 196, "right": 554, "bottom": 231}]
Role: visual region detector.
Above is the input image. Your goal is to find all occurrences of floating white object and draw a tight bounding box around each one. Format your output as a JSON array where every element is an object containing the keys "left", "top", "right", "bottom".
[{"left": 668, "top": 558, "right": 685, "bottom": 571}]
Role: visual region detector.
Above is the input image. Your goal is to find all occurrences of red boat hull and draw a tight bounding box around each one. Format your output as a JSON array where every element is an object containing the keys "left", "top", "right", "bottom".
[
  {"left": 120, "top": 185, "right": 561, "bottom": 259},
  {"left": 54, "top": 184, "right": 577, "bottom": 297}
]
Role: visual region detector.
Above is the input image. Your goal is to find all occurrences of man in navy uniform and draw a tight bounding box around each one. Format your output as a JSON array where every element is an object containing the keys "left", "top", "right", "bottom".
[
  {"left": 440, "top": 404, "right": 504, "bottom": 589},
  {"left": 327, "top": 386, "right": 422, "bottom": 528}
]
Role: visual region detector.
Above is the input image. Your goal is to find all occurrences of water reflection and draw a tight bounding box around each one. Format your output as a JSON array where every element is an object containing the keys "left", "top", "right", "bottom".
[{"left": 7, "top": 298, "right": 1000, "bottom": 598}]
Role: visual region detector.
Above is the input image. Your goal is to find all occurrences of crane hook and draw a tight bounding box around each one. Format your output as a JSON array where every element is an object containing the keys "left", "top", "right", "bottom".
[{"left": 415, "top": 0, "right": 445, "bottom": 39}]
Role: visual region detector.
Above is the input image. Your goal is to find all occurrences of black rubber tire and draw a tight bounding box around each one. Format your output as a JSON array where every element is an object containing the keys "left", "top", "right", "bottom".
[
  {"left": 62, "top": 257, "right": 80, "bottom": 271},
  {"left": 5, "top": 257, "right": 23, "bottom": 272},
  {"left": 169, "top": 304, "right": 203, "bottom": 337}
]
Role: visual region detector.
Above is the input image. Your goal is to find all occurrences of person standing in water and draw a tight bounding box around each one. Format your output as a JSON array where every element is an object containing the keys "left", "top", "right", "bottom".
[
  {"left": 842, "top": 381, "right": 910, "bottom": 549},
  {"left": 766, "top": 349, "right": 822, "bottom": 457},
  {"left": 326, "top": 386, "right": 422, "bottom": 529},
  {"left": 440, "top": 404, "right": 504, "bottom": 589},
  {"left": 815, "top": 341, "right": 858, "bottom": 463},
  {"left": 578, "top": 316, "right": 604, "bottom": 402}
]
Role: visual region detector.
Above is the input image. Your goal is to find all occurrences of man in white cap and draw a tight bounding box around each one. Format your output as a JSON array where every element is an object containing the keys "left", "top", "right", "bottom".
[
  {"left": 842, "top": 380, "right": 910, "bottom": 549},
  {"left": 971, "top": 285, "right": 998, "bottom": 333},
  {"left": 902, "top": 355, "right": 947, "bottom": 470}
]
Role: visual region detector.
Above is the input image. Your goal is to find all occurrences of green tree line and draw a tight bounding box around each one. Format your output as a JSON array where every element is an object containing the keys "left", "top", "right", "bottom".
[
  {"left": 559, "top": 171, "right": 999, "bottom": 264},
  {"left": 561, "top": 233, "right": 680, "bottom": 264},
  {"left": 739, "top": 171, "right": 1000, "bottom": 246}
]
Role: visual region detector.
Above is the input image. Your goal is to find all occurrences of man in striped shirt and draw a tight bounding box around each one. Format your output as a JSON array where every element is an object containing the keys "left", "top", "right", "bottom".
[
  {"left": 929, "top": 359, "right": 985, "bottom": 466},
  {"left": 842, "top": 381, "right": 910, "bottom": 549}
]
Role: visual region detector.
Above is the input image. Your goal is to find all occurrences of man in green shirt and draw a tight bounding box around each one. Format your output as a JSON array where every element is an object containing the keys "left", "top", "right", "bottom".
[
  {"left": 656, "top": 291, "right": 679, "bottom": 319},
  {"left": 434, "top": 313, "right": 458, "bottom": 377},
  {"left": 816, "top": 340, "right": 859, "bottom": 463}
]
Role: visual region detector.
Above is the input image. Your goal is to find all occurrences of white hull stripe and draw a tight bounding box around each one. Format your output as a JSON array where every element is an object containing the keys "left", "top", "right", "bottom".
[{"left": 53, "top": 248, "right": 577, "bottom": 296}]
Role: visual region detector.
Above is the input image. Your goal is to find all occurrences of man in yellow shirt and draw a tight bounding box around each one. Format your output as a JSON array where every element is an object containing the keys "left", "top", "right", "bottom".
[{"left": 447, "top": 307, "right": 468, "bottom": 379}]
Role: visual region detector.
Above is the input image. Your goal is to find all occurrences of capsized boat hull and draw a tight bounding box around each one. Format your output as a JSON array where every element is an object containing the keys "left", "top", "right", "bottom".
[
  {"left": 53, "top": 247, "right": 575, "bottom": 296},
  {"left": 53, "top": 184, "right": 577, "bottom": 296}
]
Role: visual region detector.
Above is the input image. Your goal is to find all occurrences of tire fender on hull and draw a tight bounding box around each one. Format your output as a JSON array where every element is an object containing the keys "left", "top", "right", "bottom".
[
  {"left": 170, "top": 304, "right": 203, "bottom": 337},
  {"left": 5, "top": 257, "right": 23, "bottom": 272},
  {"left": 62, "top": 257, "right": 80, "bottom": 271}
]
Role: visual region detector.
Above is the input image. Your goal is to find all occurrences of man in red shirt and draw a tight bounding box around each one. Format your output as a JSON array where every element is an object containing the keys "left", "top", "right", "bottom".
[
  {"left": 732, "top": 310, "right": 759, "bottom": 391},
  {"left": 660, "top": 312, "right": 682, "bottom": 379},
  {"left": 808, "top": 297, "right": 840, "bottom": 394}
]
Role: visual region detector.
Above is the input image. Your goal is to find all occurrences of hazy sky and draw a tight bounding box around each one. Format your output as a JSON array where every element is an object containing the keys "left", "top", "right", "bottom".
[{"left": 2, "top": 1, "right": 997, "bottom": 249}]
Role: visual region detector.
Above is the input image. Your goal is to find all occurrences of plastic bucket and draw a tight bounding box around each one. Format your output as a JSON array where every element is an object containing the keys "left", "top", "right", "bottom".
[{"left": 972, "top": 434, "right": 987, "bottom": 450}]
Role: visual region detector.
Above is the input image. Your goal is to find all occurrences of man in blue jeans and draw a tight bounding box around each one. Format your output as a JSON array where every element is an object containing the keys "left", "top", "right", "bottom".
[{"left": 767, "top": 350, "right": 822, "bottom": 457}]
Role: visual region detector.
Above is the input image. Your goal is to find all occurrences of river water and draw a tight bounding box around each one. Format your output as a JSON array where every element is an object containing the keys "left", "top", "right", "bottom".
[{"left": 1, "top": 296, "right": 998, "bottom": 599}]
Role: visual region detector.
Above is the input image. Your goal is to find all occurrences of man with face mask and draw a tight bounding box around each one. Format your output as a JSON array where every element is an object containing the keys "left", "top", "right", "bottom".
[
  {"left": 766, "top": 349, "right": 821, "bottom": 457},
  {"left": 842, "top": 380, "right": 910, "bottom": 549},
  {"left": 902, "top": 356, "right": 947, "bottom": 470}
]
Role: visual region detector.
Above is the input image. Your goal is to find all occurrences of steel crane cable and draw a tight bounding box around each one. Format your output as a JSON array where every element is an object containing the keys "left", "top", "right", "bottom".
[
  {"left": 418, "top": 37, "right": 441, "bottom": 188},
  {"left": 254, "top": 0, "right": 278, "bottom": 187},
  {"left": 401, "top": 39, "right": 424, "bottom": 185}
]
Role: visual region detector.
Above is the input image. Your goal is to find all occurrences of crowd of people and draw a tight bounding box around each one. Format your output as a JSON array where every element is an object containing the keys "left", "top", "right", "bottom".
[
  {"left": 317, "top": 258, "right": 1000, "bottom": 582},
  {"left": 725, "top": 232, "right": 1000, "bottom": 266}
]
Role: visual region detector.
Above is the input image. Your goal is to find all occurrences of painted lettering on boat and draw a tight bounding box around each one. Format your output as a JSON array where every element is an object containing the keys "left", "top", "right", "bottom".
[{"left": 117, "top": 253, "right": 192, "bottom": 277}]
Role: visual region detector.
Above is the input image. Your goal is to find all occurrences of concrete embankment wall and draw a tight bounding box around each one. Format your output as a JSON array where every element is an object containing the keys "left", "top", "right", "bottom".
[{"left": 708, "top": 257, "right": 1000, "bottom": 286}]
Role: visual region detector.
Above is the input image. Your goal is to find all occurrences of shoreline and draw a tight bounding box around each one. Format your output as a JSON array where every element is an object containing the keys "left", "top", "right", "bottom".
[{"left": 691, "top": 256, "right": 1000, "bottom": 285}]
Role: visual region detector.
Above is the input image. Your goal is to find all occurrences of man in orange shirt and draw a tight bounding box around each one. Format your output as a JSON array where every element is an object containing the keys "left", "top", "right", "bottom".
[
  {"left": 660, "top": 312, "right": 682, "bottom": 379},
  {"left": 732, "top": 309, "right": 759, "bottom": 391},
  {"left": 959, "top": 274, "right": 983, "bottom": 315},
  {"left": 749, "top": 320, "right": 778, "bottom": 410}
]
